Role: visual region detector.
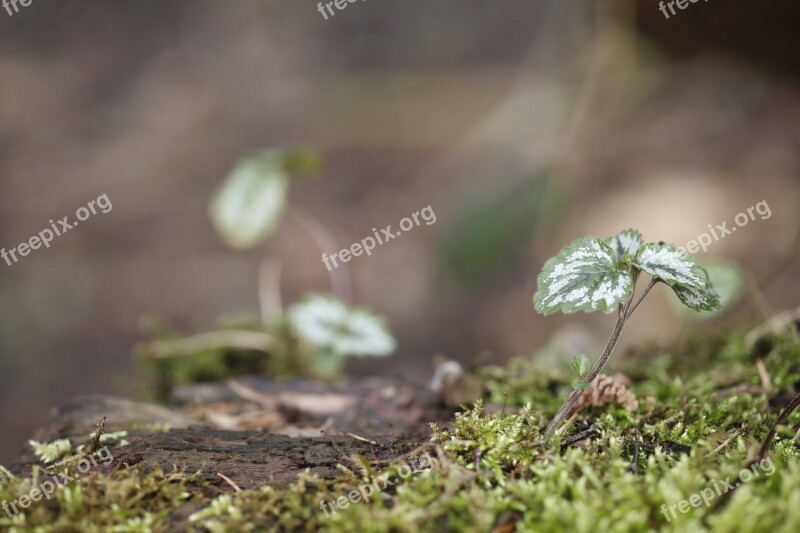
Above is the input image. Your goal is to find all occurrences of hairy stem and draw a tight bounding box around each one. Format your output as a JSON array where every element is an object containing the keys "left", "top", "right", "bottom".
[
  {"left": 543, "top": 274, "right": 646, "bottom": 440},
  {"left": 543, "top": 305, "right": 628, "bottom": 439}
]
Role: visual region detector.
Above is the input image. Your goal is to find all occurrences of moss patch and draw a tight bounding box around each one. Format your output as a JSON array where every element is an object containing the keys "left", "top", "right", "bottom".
[{"left": 3, "top": 328, "right": 800, "bottom": 532}]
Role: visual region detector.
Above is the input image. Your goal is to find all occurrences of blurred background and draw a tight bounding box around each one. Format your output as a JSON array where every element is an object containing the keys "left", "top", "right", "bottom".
[{"left": 1, "top": 0, "right": 799, "bottom": 463}]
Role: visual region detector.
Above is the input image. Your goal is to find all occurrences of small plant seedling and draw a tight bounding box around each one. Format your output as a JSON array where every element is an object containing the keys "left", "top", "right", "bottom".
[
  {"left": 570, "top": 354, "right": 592, "bottom": 391},
  {"left": 533, "top": 229, "right": 721, "bottom": 439}
]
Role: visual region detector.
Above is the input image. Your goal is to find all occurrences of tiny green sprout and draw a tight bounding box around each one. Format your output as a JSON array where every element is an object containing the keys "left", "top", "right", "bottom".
[
  {"left": 534, "top": 229, "right": 720, "bottom": 439},
  {"left": 570, "top": 354, "right": 592, "bottom": 391}
]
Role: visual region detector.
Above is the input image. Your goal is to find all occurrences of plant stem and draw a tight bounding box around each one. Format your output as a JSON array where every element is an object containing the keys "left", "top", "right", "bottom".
[
  {"left": 543, "top": 276, "right": 648, "bottom": 440},
  {"left": 751, "top": 390, "right": 800, "bottom": 466},
  {"left": 543, "top": 304, "right": 628, "bottom": 439},
  {"left": 625, "top": 279, "right": 656, "bottom": 319}
]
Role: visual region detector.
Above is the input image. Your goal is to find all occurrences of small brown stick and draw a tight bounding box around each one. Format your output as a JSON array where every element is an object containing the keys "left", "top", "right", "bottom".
[
  {"left": 554, "top": 413, "right": 579, "bottom": 437},
  {"left": 708, "top": 395, "right": 800, "bottom": 518},
  {"left": 145, "top": 330, "right": 274, "bottom": 358},
  {"left": 750, "top": 390, "right": 800, "bottom": 467},
  {"left": 628, "top": 428, "right": 642, "bottom": 474},
  {"left": 258, "top": 257, "right": 283, "bottom": 324},
  {"left": 704, "top": 425, "right": 746, "bottom": 457},
  {"left": 755, "top": 358, "right": 773, "bottom": 394},
  {"left": 559, "top": 424, "right": 600, "bottom": 449},
  {"left": 346, "top": 432, "right": 378, "bottom": 445},
  {"left": 216, "top": 472, "right": 242, "bottom": 492},
  {"left": 85, "top": 417, "right": 107, "bottom": 455}
]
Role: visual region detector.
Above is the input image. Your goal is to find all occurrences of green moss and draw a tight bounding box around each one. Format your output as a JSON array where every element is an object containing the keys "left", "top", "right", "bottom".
[{"left": 3, "top": 328, "right": 799, "bottom": 531}]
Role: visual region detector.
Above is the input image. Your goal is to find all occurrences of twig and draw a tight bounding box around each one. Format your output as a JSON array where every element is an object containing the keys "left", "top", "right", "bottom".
[
  {"left": 85, "top": 417, "right": 107, "bottom": 455},
  {"left": 755, "top": 358, "right": 773, "bottom": 394},
  {"left": 708, "top": 395, "right": 800, "bottom": 518},
  {"left": 258, "top": 258, "right": 283, "bottom": 325},
  {"left": 346, "top": 432, "right": 378, "bottom": 445},
  {"left": 559, "top": 424, "right": 599, "bottom": 449},
  {"left": 145, "top": 330, "right": 274, "bottom": 358},
  {"left": 216, "top": 472, "right": 242, "bottom": 492},
  {"left": 628, "top": 428, "right": 641, "bottom": 474},
  {"left": 750, "top": 390, "right": 800, "bottom": 467},
  {"left": 554, "top": 413, "right": 579, "bottom": 437},
  {"left": 704, "top": 425, "right": 745, "bottom": 457}
]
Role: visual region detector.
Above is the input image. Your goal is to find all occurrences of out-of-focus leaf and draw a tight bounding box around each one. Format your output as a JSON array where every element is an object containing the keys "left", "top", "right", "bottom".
[
  {"left": 571, "top": 353, "right": 592, "bottom": 377},
  {"left": 287, "top": 294, "right": 396, "bottom": 359},
  {"left": 209, "top": 149, "right": 319, "bottom": 249},
  {"left": 441, "top": 170, "right": 563, "bottom": 285},
  {"left": 669, "top": 261, "right": 742, "bottom": 319}
]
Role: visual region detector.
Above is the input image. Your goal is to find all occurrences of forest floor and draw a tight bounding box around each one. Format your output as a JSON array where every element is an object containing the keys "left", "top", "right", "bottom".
[{"left": 2, "top": 321, "right": 800, "bottom": 532}]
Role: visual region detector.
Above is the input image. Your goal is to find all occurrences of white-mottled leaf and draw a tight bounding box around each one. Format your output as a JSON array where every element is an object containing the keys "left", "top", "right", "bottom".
[
  {"left": 287, "top": 294, "right": 396, "bottom": 359},
  {"left": 671, "top": 262, "right": 731, "bottom": 315},
  {"left": 209, "top": 153, "right": 290, "bottom": 249},
  {"left": 633, "top": 243, "right": 706, "bottom": 289},
  {"left": 606, "top": 229, "right": 643, "bottom": 260},
  {"left": 534, "top": 237, "right": 633, "bottom": 315}
]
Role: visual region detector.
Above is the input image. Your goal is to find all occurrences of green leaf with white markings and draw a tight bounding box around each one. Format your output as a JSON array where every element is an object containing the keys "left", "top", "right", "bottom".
[
  {"left": 606, "top": 229, "right": 643, "bottom": 262},
  {"left": 534, "top": 237, "right": 633, "bottom": 315},
  {"left": 633, "top": 243, "right": 706, "bottom": 289},
  {"left": 671, "top": 264, "right": 721, "bottom": 312},
  {"left": 209, "top": 149, "right": 320, "bottom": 250}
]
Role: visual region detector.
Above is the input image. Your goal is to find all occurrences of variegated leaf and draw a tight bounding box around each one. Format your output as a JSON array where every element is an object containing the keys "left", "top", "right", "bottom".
[
  {"left": 672, "top": 264, "right": 721, "bottom": 312},
  {"left": 606, "top": 229, "right": 643, "bottom": 261},
  {"left": 534, "top": 237, "right": 633, "bottom": 315},
  {"left": 209, "top": 153, "right": 289, "bottom": 249},
  {"left": 633, "top": 243, "right": 706, "bottom": 289}
]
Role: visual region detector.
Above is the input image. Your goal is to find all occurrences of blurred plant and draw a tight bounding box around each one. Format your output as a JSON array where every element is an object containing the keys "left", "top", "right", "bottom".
[
  {"left": 533, "top": 229, "right": 720, "bottom": 439},
  {"left": 209, "top": 149, "right": 319, "bottom": 249},
  {"left": 441, "top": 170, "right": 565, "bottom": 286},
  {"left": 668, "top": 260, "right": 743, "bottom": 319},
  {"left": 287, "top": 294, "right": 395, "bottom": 375},
  {"left": 138, "top": 149, "right": 396, "bottom": 392}
]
